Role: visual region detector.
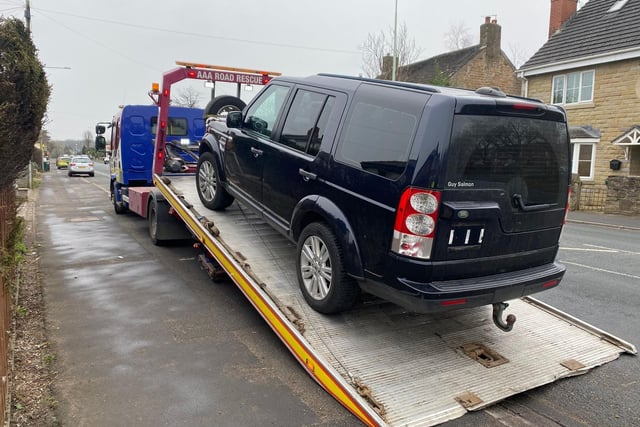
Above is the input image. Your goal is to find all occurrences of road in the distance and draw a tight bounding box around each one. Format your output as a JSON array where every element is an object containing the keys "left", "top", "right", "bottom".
[{"left": 39, "top": 165, "right": 638, "bottom": 426}]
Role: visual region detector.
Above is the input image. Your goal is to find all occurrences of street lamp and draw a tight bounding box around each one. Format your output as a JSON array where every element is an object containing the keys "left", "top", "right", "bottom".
[{"left": 392, "top": 0, "right": 398, "bottom": 81}]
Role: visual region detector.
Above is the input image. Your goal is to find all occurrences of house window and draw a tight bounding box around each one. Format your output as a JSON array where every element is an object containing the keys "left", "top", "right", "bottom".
[
  {"left": 552, "top": 70, "right": 594, "bottom": 104},
  {"left": 571, "top": 142, "right": 596, "bottom": 180}
]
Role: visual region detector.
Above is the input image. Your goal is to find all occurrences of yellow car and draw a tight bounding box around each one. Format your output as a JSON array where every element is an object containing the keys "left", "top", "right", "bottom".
[{"left": 56, "top": 155, "right": 71, "bottom": 169}]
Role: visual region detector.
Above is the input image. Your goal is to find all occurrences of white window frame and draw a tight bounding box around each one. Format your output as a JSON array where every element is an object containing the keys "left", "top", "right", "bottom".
[
  {"left": 571, "top": 138, "right": 598, "bottom": 180},
  {"left": 552, "top": 70, "right": 595, "bottom": 105}
]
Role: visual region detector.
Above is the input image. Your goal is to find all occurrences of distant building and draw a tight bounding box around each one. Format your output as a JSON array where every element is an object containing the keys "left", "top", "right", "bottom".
[
  {"left": 519, "top": 0, "right": 640, "bottom": 214},
  {"left": 393, "top": 17, "right": 520, "bottom": 95}
]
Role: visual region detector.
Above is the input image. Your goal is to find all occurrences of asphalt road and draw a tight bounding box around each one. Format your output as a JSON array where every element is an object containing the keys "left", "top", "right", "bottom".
[{"left": 36, "top": 164, "right": 638, "bottom": 426}]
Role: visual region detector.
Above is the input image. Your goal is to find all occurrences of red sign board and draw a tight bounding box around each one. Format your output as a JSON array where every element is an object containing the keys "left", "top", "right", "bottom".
[{"left": 191, "top": 69, "right": 265, "bottom": 85}]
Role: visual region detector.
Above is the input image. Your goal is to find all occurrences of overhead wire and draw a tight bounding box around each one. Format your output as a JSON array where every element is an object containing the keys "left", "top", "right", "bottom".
[
  {"left": 34, "top": 8, "right": 161, "bottom": 73},
  {"left": 33, "top": 7, "right": 361, "bottom": 56}
]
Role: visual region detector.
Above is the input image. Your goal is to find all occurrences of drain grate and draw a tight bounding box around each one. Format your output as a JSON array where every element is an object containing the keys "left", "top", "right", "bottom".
[{"left": 459, "top": 343, "right": 509, "bottom": 368}]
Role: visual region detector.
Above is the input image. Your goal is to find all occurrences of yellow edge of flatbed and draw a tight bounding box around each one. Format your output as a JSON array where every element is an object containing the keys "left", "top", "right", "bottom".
[{"left": 153, "top": 174, "right": 383, "bottom": 427}]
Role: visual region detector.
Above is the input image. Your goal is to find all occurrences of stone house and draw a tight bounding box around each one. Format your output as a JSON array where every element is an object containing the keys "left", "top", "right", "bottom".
[
  {"left": 518, "top": 0, "right": 640, "bottom": 214},
  {"left": 395, "top": 17, "right": 521, "bottom": 95}
]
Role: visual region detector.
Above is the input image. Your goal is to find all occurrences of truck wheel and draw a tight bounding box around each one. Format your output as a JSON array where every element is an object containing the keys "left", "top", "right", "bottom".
[
  {"left": 297, "top": 223, "right": 360, "bottom": 314},
  {"left": 148, "top": 201, "right": 162, "bottom": 245},
  {"left": 112, "top": 185, "right": 127, "bottom": 214},
  {"left": 203, "top": 96, "right": 246, "bottom": 117},
  {"left": 196, "top": 152, "right": 233, "bottom": 210}
]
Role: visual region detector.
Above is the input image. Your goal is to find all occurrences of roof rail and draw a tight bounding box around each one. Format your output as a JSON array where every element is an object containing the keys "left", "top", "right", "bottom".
[{"left": 317, "top": 73, "right": 441, "bottom": 93}]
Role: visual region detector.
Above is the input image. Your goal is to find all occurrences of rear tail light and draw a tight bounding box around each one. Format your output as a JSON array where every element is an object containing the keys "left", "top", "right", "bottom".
[
  {"left": 564, "top": 185, "right": 571, "bottom": 224},
  {"left": 391, "top": 188, "right": 441, "bottom": 259}
]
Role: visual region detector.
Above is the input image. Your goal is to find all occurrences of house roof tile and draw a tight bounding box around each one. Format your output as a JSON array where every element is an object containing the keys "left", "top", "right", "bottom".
[
  {"left": 400, "top": 45, "right": 483, "bottom": 83},
  {"left": 521, "top": 0, "right": 640, "bottom": 70}
]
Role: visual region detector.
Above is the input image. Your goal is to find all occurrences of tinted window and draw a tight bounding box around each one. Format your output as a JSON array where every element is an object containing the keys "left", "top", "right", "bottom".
[
  {"left": 280, "top": 89, "right": 334, "bottom": 156},
  {"left": 150, "top": 117, "right": 189, "bottom": 136},
  {"left": 337, "top": 84, "right": 424, "bottom": 180},
  {"left": 447, "top": 116, "right": 569, "bottom": 205},
  {"left": 244, "top": 84, "right": 290, "bottom": 138}
]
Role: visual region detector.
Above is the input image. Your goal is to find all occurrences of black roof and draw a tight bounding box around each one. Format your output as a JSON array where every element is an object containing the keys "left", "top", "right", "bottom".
[{"left": 521, "top": 0, "right": 640, "bottom": 70}]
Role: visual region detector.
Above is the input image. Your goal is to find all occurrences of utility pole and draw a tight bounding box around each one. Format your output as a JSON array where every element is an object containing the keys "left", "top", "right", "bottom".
[
  {"left": 24, "top": 0, "right": 31, "bottom": 32},
  {"left": 392, "top": 0, "right": 398, "bottom": 81}
]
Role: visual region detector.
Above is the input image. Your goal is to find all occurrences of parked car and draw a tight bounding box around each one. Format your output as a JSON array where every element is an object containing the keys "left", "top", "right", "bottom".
[
  {"left": 56, "top": 155, "right": 71, "bottom": 169},
  {"left": 103, "top": 155, "right": 110, "bottom": 164},
  {"left": 68, "top": 156, "right": 94, "bottom": 177},
  {"left": 196, "top": 75, "right": 571, "bottom": 316}
]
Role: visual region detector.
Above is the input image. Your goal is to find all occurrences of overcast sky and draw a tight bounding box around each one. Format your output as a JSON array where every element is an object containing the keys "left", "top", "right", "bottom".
[{"left": 3, "top": 0, "right": 558, "bottom": 141}]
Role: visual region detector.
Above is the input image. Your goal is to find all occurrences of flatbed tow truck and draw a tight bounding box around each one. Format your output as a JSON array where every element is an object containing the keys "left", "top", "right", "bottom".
[{"left": 115, "top": 62, "right": 636, "bottom": 426}]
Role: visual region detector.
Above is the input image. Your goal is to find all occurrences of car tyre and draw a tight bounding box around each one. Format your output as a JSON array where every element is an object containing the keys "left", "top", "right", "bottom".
[
  {"left": 297, "top": 222, "right": 360, "bottom": 314},
  {"left": 196, "top": 152, "right": 233, "bottom": 210},
  {"left": 89, "top": 173, "right": 94, "bottom": 177}
]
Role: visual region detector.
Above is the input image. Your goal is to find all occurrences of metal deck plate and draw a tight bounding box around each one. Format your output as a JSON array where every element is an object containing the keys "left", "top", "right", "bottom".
[{"left": 171, "top": 176, "right": 634, "bottom": 426}]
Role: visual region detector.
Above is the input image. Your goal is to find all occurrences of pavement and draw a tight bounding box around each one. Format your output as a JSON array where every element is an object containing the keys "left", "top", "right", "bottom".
[{"left": 566, "top": 210, "right": 640, "bottom": 231}]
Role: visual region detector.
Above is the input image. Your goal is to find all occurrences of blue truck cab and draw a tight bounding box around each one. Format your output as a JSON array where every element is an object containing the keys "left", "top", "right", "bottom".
[{"left": 109, "top": 104, "right": 205, "bottom": 213}]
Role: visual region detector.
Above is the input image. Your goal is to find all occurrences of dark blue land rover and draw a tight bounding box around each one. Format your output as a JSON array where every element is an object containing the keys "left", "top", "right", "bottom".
[{"left": 196, "top": 75, "right": 570, "bottom": 327}]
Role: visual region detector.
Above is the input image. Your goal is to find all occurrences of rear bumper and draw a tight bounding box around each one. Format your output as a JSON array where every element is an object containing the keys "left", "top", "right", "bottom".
[{"left": 358, "top": 262, "right": 565, "bottom": 313}]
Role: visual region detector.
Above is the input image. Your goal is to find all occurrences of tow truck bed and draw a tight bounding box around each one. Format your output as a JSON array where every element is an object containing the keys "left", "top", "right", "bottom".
[{"left": 158, "top": 174, "right": 635, "bottom": 426}]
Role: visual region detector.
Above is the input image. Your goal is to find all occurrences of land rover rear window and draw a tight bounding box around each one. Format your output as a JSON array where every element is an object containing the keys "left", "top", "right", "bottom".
[
  {"left": 447, "top": 115, "right": 569, "bottom": 205},
  {"left": 337, "top": 84, "right": 426, "bottom": 180}
]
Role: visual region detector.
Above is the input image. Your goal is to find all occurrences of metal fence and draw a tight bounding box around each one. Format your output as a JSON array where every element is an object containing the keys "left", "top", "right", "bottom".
[
  {"left": 577, "top": 187, "right": 607, "bottom": 211},
  {"left": 0, "top": 186, "right": 16, "bottom": 422}
]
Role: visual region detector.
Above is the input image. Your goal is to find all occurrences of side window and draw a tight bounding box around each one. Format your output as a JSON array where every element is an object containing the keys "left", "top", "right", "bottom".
[
  {"left": 337, "top": 84, "right": 425, "bottom": 180},
  {"left": 551, "top": 70, "right": 594, "bottom": 105},
  {"left": 244, "top": 84, "right": 290, "bottom": 138},
  {"left": 151, "top": 117, "right": 188, "bottom": 136},
  {"left": 280, "top": 89, "right": 334, "bottom": 155}
]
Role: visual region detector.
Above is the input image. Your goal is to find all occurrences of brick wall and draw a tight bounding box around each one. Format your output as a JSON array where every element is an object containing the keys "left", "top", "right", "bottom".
[
  {"left": 452, "top": 50, "right": 521, "bottom": 95},
  {"left": 526, "top": 58, "right": 640, "bottom": 187}
]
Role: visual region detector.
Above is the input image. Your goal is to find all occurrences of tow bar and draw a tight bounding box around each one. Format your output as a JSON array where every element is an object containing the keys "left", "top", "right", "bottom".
[{"left": 492, "top": 302, "right": 517, "bottom": 332}]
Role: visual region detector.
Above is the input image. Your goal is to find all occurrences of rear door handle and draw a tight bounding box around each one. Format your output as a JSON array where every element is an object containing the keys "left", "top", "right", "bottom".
[
  {"left": 250, "top": 147, "right": 263, "bottom": 158},
  {"left": 512, "top": 193, "right": 552, "bottom": 212},
  {"left": 299, "top": 168, "right": 317, "bottom": 181}
]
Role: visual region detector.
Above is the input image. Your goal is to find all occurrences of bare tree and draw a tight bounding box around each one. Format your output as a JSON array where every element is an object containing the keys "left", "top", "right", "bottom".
[
  {"left": 172, "top": 87, "right": 202, "bottom": 108},
  {"left": 507, "top": 43, "right": 529, "bottom": 69},
  {"left": 360, "top": 22, "right": 422, "bottom": 80},
  {"left": 83, "top": 130, "right": 93, "bottom": 155},
  {"left": 443, "top": 22, "right": 473, "bottom": 51}
]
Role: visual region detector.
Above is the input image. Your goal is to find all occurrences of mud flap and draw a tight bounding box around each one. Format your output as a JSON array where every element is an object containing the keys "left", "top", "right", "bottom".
[{"left": 149, "top": 191, "right": 193, "bottom": 243}]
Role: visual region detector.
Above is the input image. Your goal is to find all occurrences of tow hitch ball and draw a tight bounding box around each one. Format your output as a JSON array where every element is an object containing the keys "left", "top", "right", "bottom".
[{"left": 492, "top": 302, "right": 517, "bottom": 332}]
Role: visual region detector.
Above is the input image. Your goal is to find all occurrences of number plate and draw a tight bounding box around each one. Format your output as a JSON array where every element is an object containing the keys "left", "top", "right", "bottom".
[{"left": 448, "top": 226, "right": 485, "bottom": 247}]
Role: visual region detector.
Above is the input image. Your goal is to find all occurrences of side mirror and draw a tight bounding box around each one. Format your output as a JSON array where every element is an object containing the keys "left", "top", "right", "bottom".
[
  {"left": 96, "top": 125, "right": 106, "bottom": 135},
  {"left": 226, "top": 111, "right": 243, "bottom": 128},
  {"left": 95, "top": 135, "right": 106, "bottom": 151}
]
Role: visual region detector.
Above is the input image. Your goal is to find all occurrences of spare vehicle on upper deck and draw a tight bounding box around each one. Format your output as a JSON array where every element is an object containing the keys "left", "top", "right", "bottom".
[{"left": 196, "top": 74, "right": 571, "bottom": 320}]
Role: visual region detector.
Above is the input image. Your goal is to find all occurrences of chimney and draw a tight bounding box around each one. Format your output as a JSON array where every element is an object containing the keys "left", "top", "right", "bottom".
[
  {"left": 549, "top": 0, "right": 578, "bottom": 38},
  {"left": 480, "top": 17, "right": 501, "bottom": 59}
]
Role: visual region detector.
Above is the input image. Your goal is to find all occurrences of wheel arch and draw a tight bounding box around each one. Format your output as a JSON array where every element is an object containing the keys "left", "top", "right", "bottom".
[
  {"left": 291, "top": 196, "right": 364, "bottom": 279},
  {"left": 198, "top": 133, "right": 228, "bottom": 183}
]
